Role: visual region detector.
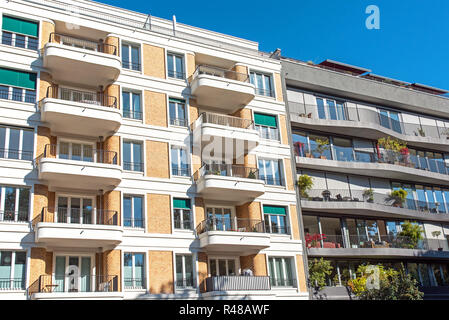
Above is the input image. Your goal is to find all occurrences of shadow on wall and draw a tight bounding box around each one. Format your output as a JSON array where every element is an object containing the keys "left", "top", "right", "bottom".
[{"left": 311, "top": 286, "right": 354, "bottom": 300}]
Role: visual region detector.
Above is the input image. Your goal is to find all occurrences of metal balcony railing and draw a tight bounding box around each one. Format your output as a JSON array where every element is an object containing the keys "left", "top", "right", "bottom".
[
  {"left": 123, "top": 218, "right": 144, "bottom": 229},
  {"left": 196, "top": 217, "right": 265, "bottom": 235},
  {"left": 191, "top": 65, "right": 249, "bottom": 83},
  {"left": 174, "top": 218, "right": 192, "bottom": 230},
  {"left": 193, "top": 112, "right": 254, "bottom": 130},
  {"left": 289, "top": 102, "right": 449, "bottom": 140},
  {"left": 0, "top": 148, "right": 33, "bottom": 161},
  {"left": 49, "top": 32, "right": 118, "bottom": 55},
  {"left": 124, "top": 278, "right": 146, "bottom": 290},
  {"left": 175, "top": 277, "right": 195, "bottom": 289},
  {"left": 123, "top": 110, "right": 143, "bottom": 120},
  {"left": 123, "top": 161, "right": 144, "bottom": 172},
  {"left": 45, "top": 86, "right": 118, "bottom": 108},
  {"left": 1, "top": 31, "right": 38, "bottom": 50},
  {"left": 0, "top": 210, "right": 28, "bottom": 222},
  {"left": 0, "top": 278, "right": 25, "bottom": 290},
  {"left": 36, "top": 275, "right": 119, "bottom": 293},
  {"left": 42, "top": 144, "right": 118, "bottom": 165},
  {"left": 171, "top": 166, "right": 190, "bottom": 177},
  {"left": 193, "top": 164, "right": 259, "bottom": 181},
  {"left": 301, "top": 188, "right": 449, "bottom": 215},
  {"left": 205, "top": 276, "right": 271, "bottom": 292},
  {"left": 0, "top": 87, "right": 36, "bottom": 103},
  {"left": 34, "top": 207, "right": 119, "bottom": 227},
  {"left": 270, "top": 277, "right": 297, "bottom": 288}
]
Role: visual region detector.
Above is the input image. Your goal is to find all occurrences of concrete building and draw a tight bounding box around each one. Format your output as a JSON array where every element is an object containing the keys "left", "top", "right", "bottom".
[
  {"left": 0, "top": 0, "right": 308, "bottom": 300},
  {"left": 281, "top": 57, "right": 449, "bottom": 299}
]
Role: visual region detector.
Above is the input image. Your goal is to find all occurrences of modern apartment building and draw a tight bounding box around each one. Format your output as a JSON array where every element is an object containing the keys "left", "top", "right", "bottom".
[
  {"left": 281, "top": 57, "right": 449, "bottom": 299},
  {"left": 0, "top": 0, "right": 308, "bottom": 300}
]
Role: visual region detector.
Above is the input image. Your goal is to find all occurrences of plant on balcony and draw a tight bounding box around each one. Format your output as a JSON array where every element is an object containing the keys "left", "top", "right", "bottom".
[
  {"left": 297, "top": 174, "right": 313, "bottom": 198},
  {"left": 398, "top": 221, "right": 423, "bottom": 249},
  {"left": 387, "top": 189, "right": 407, "bottom": 207},
  {"left": 347, "top": 263, "right": 423, "bottom": 300},
  {"left": 308, "top": 258, "right": 333, "bottom": 292},
  {"left": 314, "top": 138, "right": 330, "bottom": 159},
  {"left": 432, "top": 230, "right": 441, "bottom": 238},
  {"left": 247, "top": 169, "right": 257, "bottom": 179},
  {"left": 377, "top": 137, "right": 407, "bottom": 164},
  {"left": 305, "top": 233, "right": 326, "bottom": 248},
  {"left": 417, "top": 128, "right": 426, "bottom": 137},
  {"left": 363, "top": 188, "right": 374, "bottom": 203}
]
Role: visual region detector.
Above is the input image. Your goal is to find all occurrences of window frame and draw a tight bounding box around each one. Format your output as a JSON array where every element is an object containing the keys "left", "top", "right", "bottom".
[
  {"left": 268, "top": 256, "right": 295, "bottom": 287},
  {"left": 123, "top": 194, "right": 144, "bottom": 229},
  {"left": 121, "top": 42, "right": 141, "bottom": 71},
  {"left": 122, "top": 89, "right": 142, "bottom": 120},
  {"left": 250, "top": 70, "right": 274, "bottom": 97},
  {"left": 0, "top": 250, "right": 27, "bottom": 290},
  {"left": 175, "top": 254, "right": 195, "bottom": 289},
  {"left": 0, "top": 185, "right": 30, "bottom": 222},
  {"left": 258, "top": 158, "right": 284, "bottom": 186},
  {"left": 166, "top": 52, "right": 186, "bottom": 80},
  {"left": 122, "top": 140, "right": 144, "bottom": 172}
]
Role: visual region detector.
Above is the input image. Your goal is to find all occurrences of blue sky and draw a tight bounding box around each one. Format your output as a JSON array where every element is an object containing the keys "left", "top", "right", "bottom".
[{"left": 98, "top": 0, "right": 449, "bottom": 90}]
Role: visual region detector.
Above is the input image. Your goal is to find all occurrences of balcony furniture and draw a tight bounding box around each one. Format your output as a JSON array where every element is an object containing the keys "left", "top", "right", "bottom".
[{"left": 323, "top": 242, "right": 341, "bottom": 248}]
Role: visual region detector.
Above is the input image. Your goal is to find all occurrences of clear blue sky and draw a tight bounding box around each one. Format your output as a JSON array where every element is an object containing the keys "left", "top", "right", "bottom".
[{"left": 98, "top": 0, "right": 449, "bottom": 90}]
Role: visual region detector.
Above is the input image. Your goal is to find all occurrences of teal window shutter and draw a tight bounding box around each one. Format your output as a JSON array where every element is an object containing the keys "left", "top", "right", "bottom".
[
  {"left": 169, "top": 98, "right": 185, "bottom": 104},
  {"left": 0, "top": 68, "right": 36, "bottom": 90},
  {"left": 263, "top": 205, "right": 286, "bottom": 215},
  {"left": 254, "top": 113, "right": 277, "bottom": 128},
  {"left": 173, "top": 198, "right": 191, "bottom": 209},
  {"left": 2, "top": 16, "right": 38, "bottom": 37}
]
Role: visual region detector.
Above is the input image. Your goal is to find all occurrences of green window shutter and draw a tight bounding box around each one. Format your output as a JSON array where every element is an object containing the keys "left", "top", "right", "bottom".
[
  {"left": 173, "top": 198, "right": 191, "bottom": 209},
  {"left": 169, "top": 98, "right": 185, "bottom": 104},
  {"left": 0, "top": 68, "right": 36, "bottom": 90},
  {"left": 263, "top": 205, "right": 286, "bottom": 215},
  {"left": 254, "top": 113, "right": 277, "bottom": 128},
  {"left": 2, "top": 16, "right": 38, "bottom": 37}
]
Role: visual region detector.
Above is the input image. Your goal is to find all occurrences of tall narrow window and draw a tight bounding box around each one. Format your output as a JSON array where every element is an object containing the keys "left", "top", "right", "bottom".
[
  {"left": 250, "top": 71, "right": 273, "bottom": 97},
  {"left": 123, "top": 141, "right": 143, "bottom": 172},
  {"left": 124, "top": 253, "right": 145, "bottom": 289},
  {"left": 123, "top": 195, "right": 143, "bottom": 228},
  {"left": 258, "top": 158, "right": 283, "bottom": 186},
  {"left": 268, "top": 257, "right": 294, "bottom": 287},
  {"left": 171, "top": 146, "right": 189, "bottom": 176},
  {"left": 2, "top": 16, "right": 39, "bottom": 50},
  {"left": 175, "top": 255, "right": 194, "bottom": 288},
  {"left": 378, "top": 109, "right": 402, "bottom": 134},
  {"left": 0, "top": 186, "right": 29, "bottom": 222},
  {"left": 315, "top": 98, "right": 346, "bottom": 120},
  {"left": 122, "top": 43, "right": 140, "bottom": 71},
  {"left": 263, "top": 205, "right": 288, "bottom": 234},
  {"left": 0, "top": 251, "right": 26, "bottom": 290},
  {"left": 169, "top": 98, "right": 187, "bottom": 127},
  {"left": 122, "top": 90, "right": 142, "bottom": 120},
  {"left": 173, "top": 198, "right": 192, "bottom": 230},
  {"left": 167, "top": 52, "right": 185, "bottom": 79},
  {"left": 254, "top": 113, "right": 279, "bottom": 140}
]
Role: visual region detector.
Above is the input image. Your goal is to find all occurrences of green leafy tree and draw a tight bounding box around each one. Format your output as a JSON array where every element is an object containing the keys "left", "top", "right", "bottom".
[
  {"left": 308, "top": 258, "right": 333, "bottom": 291},
  {"left": 399, "top": 221, "right": 424, "bottom": 249},
  {"left": 297, "top": 174, "right": 314, "bottom": 198}
]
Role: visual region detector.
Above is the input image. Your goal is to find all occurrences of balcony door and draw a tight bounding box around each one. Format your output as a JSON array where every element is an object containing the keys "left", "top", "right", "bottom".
[
  {"left": 59, "top": 87, "right": 97, "bottom": 104},
  {"left": 54, "top": 255, "right": 92, "bottom": 293},
  {"left": 56, "top": 196, "right": 94, "bottom": 224},
  {"left": 206, "top": 207, "right": 234, "bottom": 231},
  {"left": 58, "top": 141, "right": 94, "bottom": 162},
  {"left": 209, "top": 258, "right": 238, "bottom": 276}
]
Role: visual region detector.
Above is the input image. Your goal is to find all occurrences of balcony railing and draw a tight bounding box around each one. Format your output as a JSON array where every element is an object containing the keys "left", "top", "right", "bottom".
[
  {"left": 124, "top": 278, "right": 146, "bottom": 290},
  {"left": 123, "top": 110, "right": 143, "bottom": 120},
  {"left": 308, "top": 234, "right": 449, "bottom": 251},
  {"left": 0, "top": 210, "right": 28, "bottom": 222},
  {"left": 42, "top": 144, "right": 118, "bottom": 165},
  {"left": 49, "top": 33, "right": 118, "bottom": 56},
  {"left": 175, "top": 277, "right": 195, "bottom": 289},
  {"left": 196, "top": 217, "right": 265, "bottom": 235},
  {"left": 36, "top": 275, "right": 118, "bottom": 293},
  {"left": 123, "top": 161, "right": 144, "bottom": 172},
  {"left": 193, "top": 164, "right": 259, "bottom": 181},
  {"left": 171, "top": 166, "right": 190, "bottom": 177},
  {"left": 205, "top": 276, "right": 271, "bottom": 292},
  {"left": 190, "top": 65, "right": 249, "bottom": 83},
  {"left": 123, "top": 218, "right": 144, "bottom": 229},
  {"left": 169, "top": 118, "right": 188, "bottom": 127},
  {"left": 0, "top": 278, "right": 25, "bottom": 290},
  {"left": 0, "top": 88, "right": 36, "bottom": 103},
  {"left": 45, "top": 86, "right": 118, "bottom": 108},
  {"left": 289, "top": 102, "right": 449, "bottom": 140},
  {"left": 0, "top": 148, "right": 33, "bottom": 161},
  {"left": 1, "top": 31, "right": 38, "bottom": 50},
  {"left": 174, "top": 218, "right": 192, "bottom": 230},
  {"left": 270, "top": 277, "right": 297, "bottom": 288},
  {"left": 265, "top": 224, "right": 290, "bottom": 235},
  {"left": 194, "top": 112, "right": 254, "bottom": 130},
  {"left": 301, "top": 189, "right": 449, "bottom": 215},
  {"left": 34, "top": 207, "right": 119, "bottom": 227}
]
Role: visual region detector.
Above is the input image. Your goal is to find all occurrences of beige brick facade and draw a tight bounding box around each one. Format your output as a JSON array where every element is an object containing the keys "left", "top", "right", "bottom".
[
  {"left": 186, "top": 53, "right": 195, "bottom": 80},
  {"left": 147, "top": 193, "right": 171, "bottom": 234},
  {"left": 240, "top": 254, "right": 267, "bottom": 276},
  {"left": 197, "top": 252, "right": 208, "bottom": 293},
  {"left": 145, "top": 140, "right": 169, "bottom": 178},
  {"left": 102, "top": 250, "right": 122, "bottom": 292},
  {"left": 144, "top": 90, "right": 167, "bottom": 127},
  {"left": 105, "top": 84, "right": 120, "bottom": 108},
  {"left": 28, "top": 248, "right": 52, "bottom": 293},
  {"left": 40, "top": 21, "right": 55, "bottom": 49},
  {"left": 274, "top": 72, "right": 284, "bottom": 102},
  {"left": 296, "top": 254, "right": 307, "bottom": 292},
  {"left": 284, "top": 158, "right": 294, "bottom": 191},
  {"left": 148, "top": 251, "right": 174, "bottom": 294},
  {"left": 235, "top": 201, "right": 262, "bottom": 220},
  {"left": 103, "top": 135, "right": 120, "bottom": 165},
  {"left": 104, "top": 35, "right": 119, "bottom": 56},
  {"left": 289, "top": 204, "right": 300, "bottom": 240},
  {"left": 143, "top": 44, "right": 166, "bottom": 79},
  {"left": 279, "top": 114, "right": 289, "bottom": 145}
]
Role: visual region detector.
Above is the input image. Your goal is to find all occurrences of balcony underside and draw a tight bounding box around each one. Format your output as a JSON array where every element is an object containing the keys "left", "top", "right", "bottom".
[
  {"left": 196, "top": 175, "right": 265, "bottom": 203},
  {"left": 43, "top": 43, "right": 121, "bottom": 87},
  {"left": 297, "top": 157, "right": 449, "bottom": 186},
  {"left": 198, "top": 231, "right": 270, "bottom": 254},
  {"left": 190, "top": 75, "right": 255, "bottom": 112},
  {"left": 290, "top": 115, "right": 449, "bottom": 152},
  {"left": 40, "top": 98, "right": 121, "bottom": 136},
  {"left": 35, "top": 222, "right": 123, "bottom": 248},
  {"left": 301, "top": 200, "right": 449, "bottom": 223},
  {"left": 38, "top": 158, "right": 122, "bottom": 191},
  {"left": 308, "top": 247, "right": 449, "bottom": 259}
]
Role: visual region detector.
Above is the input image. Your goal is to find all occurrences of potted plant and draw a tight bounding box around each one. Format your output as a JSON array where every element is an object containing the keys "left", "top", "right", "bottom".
[
  {"left": 314, "top": 138, "right": 330, "bottom": 159},
  {"left": 377, "top": 137, "right": 407, "bottom": 164},
  {"left": 388, "top": 189, "right": 407, "bottom": 207},
  {"left": 398, "top": 221, "right": 423, "bottom": 249},
  {"left": 363, "top": 188, "right": 374, "bottom": 203},
  {"left": 305, "top": 233, "right": 326, "bottom": 248},
  {"left": 417, "top": 128, "right": 426, "bottom": 137},
  {"left": 247, "top": 170, "right": 257, "bottom": 179},
  {"left": 431, "top": 231, "right": 443, "bottom": 251},
  {"left": 297, "top": 174, "right": 314, "bottom": 198}
]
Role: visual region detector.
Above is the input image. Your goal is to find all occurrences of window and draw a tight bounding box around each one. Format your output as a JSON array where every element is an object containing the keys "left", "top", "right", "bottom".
[
  {"left": 167, "top": 52, "right": 185, "bottom": 79},
  {"left": 254, "top": 113, "right": 279, "bottom": 140},
  {"left": 175, "top": 254, "right": 194, "bottom": 288},
  {"left": 171, "top": 146, "right": 189, "bottom": 176},
  {"left": 169, "top": 98, "right": 187, "bottom": 127},
  {"left": 332, "top": 137, "right": 355, "bottom": 162},
  {"left": 173, "top": 198, "right": 192, "bottom": 230},
  {"left": 2, "top": 16, "right": 38, "bottom": 50},
  {"left": 0, "top": 68, "right": 36, "bottom": 102},
  {"left": 263, "top": 205, "right": 288, "bottom": 234},
  {"left": 58, "top": 141, "right": 93, "bottom": 162},
  {"left": 54, "top": 255, "right": 93, "bottom": 292},
  {"left": 123, "top": 141, "right": 143, "bottom": 172},
  {"left": 308, "top": 133, "right": 332, "bottom": 160},
  {"left": 0, "top": 126, "right": 33, "bottom": 160},
  {"left": 0, "top": 251, "right": 26, "bottom": 290},
  {"left": 122, "top": 90, "right": 142, "bottom": 120},
  {"left": 124, "top": 253, "right": 145, "bottom": 289},
  {"left": 56, "top": 196, "right": 93, "bottom": 224},
  {"left": 209, "top": 258, "right": 237, "bottom": 276},
  {"left": 268, "top": 257, "right": 295, "bottom": 287},
  {"left": 0, "top": 186, "right": 29, "bottom": 222},
  {"left": 316, "top": 98, "right": 346, "bottom": 120},
  {"left": 122, "top": 43, "right": 140, "bottom": 71},
  {"left": 258, "top": 158, "right": 283, "bottom": 186},
  {"left": 123, "top": 195, "right": 143, "bottom": 228},
  {"left": 379, "top": 109, "right": 402, "bottom": 134},
  {"left": 250, "top": 71, "right": 273, "bottom": 97},
  {"left": 206, "top": 207, "right": 233, "bottom": 231}
]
